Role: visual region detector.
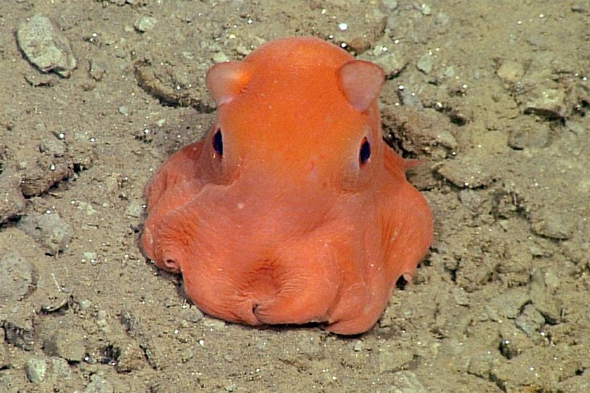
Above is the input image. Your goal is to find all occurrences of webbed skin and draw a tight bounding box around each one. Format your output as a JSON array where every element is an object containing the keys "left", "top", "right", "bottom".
[{"left": 141, "top": 37, "right": 433, "bottom": 335}]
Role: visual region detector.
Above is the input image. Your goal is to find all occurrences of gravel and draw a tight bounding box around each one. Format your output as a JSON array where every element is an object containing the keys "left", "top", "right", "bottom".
[{"left": 16, "top": 14, "right": 77, "bottom": 77}]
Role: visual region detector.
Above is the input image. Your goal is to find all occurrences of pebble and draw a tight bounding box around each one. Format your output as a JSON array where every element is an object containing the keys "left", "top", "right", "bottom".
[
  {"left": 389, "top": 370, "right": 427, "bottom": 393},
  {"left": 124, "top": 200, "right": 143, "bottom": 218},
  {"left": 39, "top": 137, "right": 66, "bottom": 157},
  {"left": 25, "top": 358, "right": 47, "bottom": 384},
  {"left": 436, "top": 156, "right": 494, "bottom": 189},
  {"left": 0, "top": 167, "right": 26, "bottom": 224},
  {"left": 571, "top": 4, "right": 589, "bottom": 13},
  {"left": 452, "top": 286, "right": 470, "bottom": 306},
  {"left": 468, "top": 351, "right": 500, "bottom": 378},
  {"left": 373, "top": 52, "right": 407, "bottom": 77},
  {"left": 353, "top": 340, "right": 364, "bottom": 352},
  {"left": 523, "top": 87, "right": 567, "bottom": 120},
  {"left": 83, "top": 252, "right": 98, "bottom": 262},
  {"left": 486, "top": 289, "right": 530, "bottom": 321},
  {"left": 116, "top": 343, "right": 145, "bottom": 372},
  {"left": 499, "top": 325, "right": 534, "bottom": 359},
  {"left": 508, "top": 124, "right": 549, "bottom": 149},
  {"left": 295, "top": 335, "right": 321, "bottom": 359},
  {"left": 458, "top": 189, "right": 484, "bottom": 213},
  {"left": 83, "top": 375, "right": 114, "bottom": 393},
  {"left": 382, "top": 0, "right": 398, "bottom": 10},
  {"left": 3, "top": 318, "right": 35, "bottom": 350},
  {"left": 181, "top": 306, "right": 204, "bottom": 323},
  {"left": 202, "top": 317, "right": 225, "bottom": 330},
  {"left": 529, "top": 269, "right": 562, "bottom": 324},
  {"left": 50, "top": 357, "right": 72, "bottom": 380},
  {"left": 529, "top": 208, "right": 574, "bottom": 240},
  {"left": 514, "top": 304, "right": 545, "bottom": 338},
  {"left": 420, "top": 3, "right": 432, "bottom": 16},
  {"left": 19, "top": 212, "right": 73, "bottom": 255},
  {"left": 416, "top": 53, "right": 434, "bottom": 74},
  {"left": 134, "top": 16, "right": 157, "bottom": 32},
  {"left": 89, "top": 60, "right": 106, "bottom": 81},
  {"left": 212, "top": 51, "right": 230, "bottom": 63},
  {"left": 16, "top": 14, "right": 77, "bottom": 77},
  {"left": 379, "top": 346, "right": 414, "bottom": 373},
  {"left": 78, "top": 299, "right": 92, "bottom": 310},
  {"left": 0, "top": 250, "right": 35, "bottom": 303}
]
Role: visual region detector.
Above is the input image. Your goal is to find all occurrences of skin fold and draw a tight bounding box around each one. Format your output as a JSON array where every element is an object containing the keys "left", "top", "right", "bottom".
[{"left": 141, "top": 36, "right": 433, "bottom": 335}]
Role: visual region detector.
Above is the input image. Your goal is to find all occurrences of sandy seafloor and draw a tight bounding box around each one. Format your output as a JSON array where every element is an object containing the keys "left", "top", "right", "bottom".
[{"left": 0, "top": 1, "right": 589, "bottom": 392}]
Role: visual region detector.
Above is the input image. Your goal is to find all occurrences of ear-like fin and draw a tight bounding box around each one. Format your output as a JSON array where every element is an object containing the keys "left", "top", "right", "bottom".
[
  {"left": 338, "top": 60, "right": 385, "bottom": 112},
  {"left": 206, "top": 61, "right": 252, "bottom": 106}
]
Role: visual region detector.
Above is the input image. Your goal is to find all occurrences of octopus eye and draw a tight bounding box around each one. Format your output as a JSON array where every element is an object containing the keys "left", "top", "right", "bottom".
[
  {"left": 359, "top": 137, "right": 371, "bottom": 165},
  {"left": 212, "top": 129, "right": 223, "bottom": 156}
]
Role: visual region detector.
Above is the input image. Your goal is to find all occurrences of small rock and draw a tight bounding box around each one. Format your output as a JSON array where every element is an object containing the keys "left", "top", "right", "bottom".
[
  {"left": 134, "top": 16, "right": 157, "bottom": 32},
  {"left": 181, "top": 306, "right": 204, "bottom": 323},
  {"left": 523, "top": 87, "right": 567, "bottom": 120},
  {"left": 19, "top": 212, "right": 73, "bottom": 255},
  {"left": 3, "top": 319, "right": 35, "bottom": 350},
  {"left": 390, "top": 370, "right": 427, "bottom": 393},
  {"left": 89, "top": 60, "right": 106, "bottom": 81},
  {"left": 382, "top": 0, "right": 398, "bottom": 10},
  {"left": 529, "top": 208, "right": 575, "bottom": 240},
  {"left": 50, "top": 357, "right": 72, "bottom": 380},
  {"left": 515, "top": 304, "right": 545, "bottom": 338},
  {"left": 452, "top": 286, "right": 470, "bottom": 306},
  {"left": 295, "top": 335, "right": 322, "bottom": 360},
  {"left": 78, "top": 299, "right": 92, "bottom": 310},
  {"left": 212, "top": 51, "right": 230, "bottom": 63},
  {"left": 25, "top": 358, "right": 47, "bottom": 384},
  {"left": 499, "top": 325, "right": 534, "bottom": 359},
  {"left": 24, "top": 72, "right": 57, "bottom": 87},
  {"left": 379, "top": 346, "right": 414, "bottom": 373},
  {"left": 83, "top": 375, "right": 114, "bottom": 393},
  {"left": 373, "top": 52, "right": 407, "bottom": 77},
  {"left": 436, "top": 156, "right": 495, "bottom": 188},
  {"left": 382, "top": 106, "right": 458, "bottom": 159},
  {"left": 497, "top": 60, "right": 525, "bottom": 83},
  {"left": 180, "top": 347, "right": 194, "bottom": 363},
  {"left": 0, "top": 250, "right": 35, "bottom": 303},
  {"left": 83, "top": 252, "right": 98, "bottom": 264},
  {"left": 116, "top": 343, "right": 145, "bottom": 373},
  {"left": 468, "top": 351, "right": 501, "bottom": 378},
  {"left": 458, "top": 189, "right": 484, "bottom": 213},
  {"left": 39, "top": 137, "right": 66, "bottom": 157},
  {"left": 202, "top": 317, "right": 226, "bottom": 330},
  {"left": 571, "top": 4, "right": 589, "bottom": 13},
  {"left": 19, "top": 143, "right": 74, "bottom": 196},
  {"left": 353, "top": 340, "right": 364, "bottom": 352},
  {"left": 529, "top": 268, "right": 562, "bottom": 324},
  {"left": 487, "top": 289, "right": 530, "bottom": 321},
  {"left": 420, "top": 3, "right": 432, "bottom": 16},
  {"left": 43, "top": 330, "right": 86, "bottom": 362},
  {"left": 416, "top": 53, "right": 434, "bottom": 74},
  {"left": 0, "top": 167, "right": 26, "bottom": 224},
  {"left": 118, "top": 106, "right": 129, "bottom": 116},
  {"left": 124, "top": 200, "right": 143, "bottom": 218},
  {"left": 225, "top": 383, "right": 237, "bottom": 392},
  {"left": 508, "top": 124, "right": 550, "bottom": 149},
  {"left": 16, "top": 14, "right": 77, "bottom": 77}
]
